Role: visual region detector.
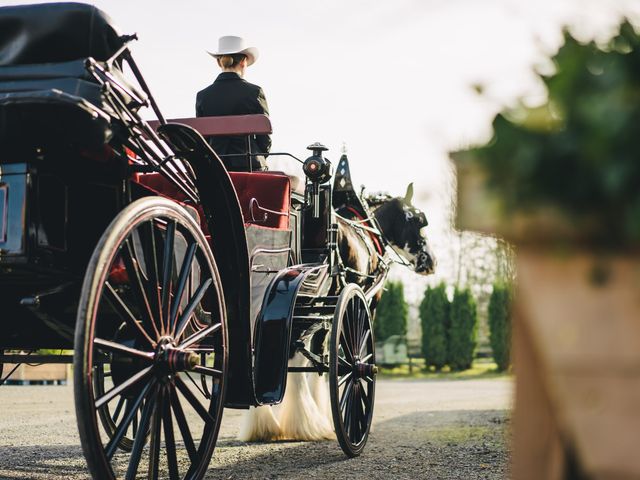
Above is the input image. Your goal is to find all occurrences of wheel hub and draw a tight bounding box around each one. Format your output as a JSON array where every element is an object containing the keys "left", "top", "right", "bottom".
[
  {"left": 155, "top": 337, "right": 199, "bottom": 374},
  {"left": 353, "top": 359, "right": 378, "bottom": 378}
]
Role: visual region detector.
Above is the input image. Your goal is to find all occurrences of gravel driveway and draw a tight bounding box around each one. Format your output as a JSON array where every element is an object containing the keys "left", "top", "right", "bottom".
[{"left": 0, "top": 377, "right": 512, "bottom": 479}]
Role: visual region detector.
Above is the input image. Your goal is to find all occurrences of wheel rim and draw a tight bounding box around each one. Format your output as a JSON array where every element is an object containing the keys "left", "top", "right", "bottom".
[
  {"left": 330, "top": 285, "right": 376, "bottom": 457},
  {"left": 75, "top": 199, "right": 227, "bottom": 480}
]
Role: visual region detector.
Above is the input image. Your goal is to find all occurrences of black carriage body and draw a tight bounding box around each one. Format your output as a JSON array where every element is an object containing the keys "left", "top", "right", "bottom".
[
  {"left": 0, "top": 150, "right": 128, "bottom": 350},
  {"left": 0, "top": 4, "right": 131, "bottom": 348}
]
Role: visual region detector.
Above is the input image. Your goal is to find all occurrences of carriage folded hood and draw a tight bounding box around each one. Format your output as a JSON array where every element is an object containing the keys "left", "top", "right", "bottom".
[{"left": 0, "top": 2, "right": 124, "bottom": 66}]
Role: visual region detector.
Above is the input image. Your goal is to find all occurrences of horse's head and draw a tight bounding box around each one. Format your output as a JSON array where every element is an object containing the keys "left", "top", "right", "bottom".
[{"left": 369, "top": 184, "right": 436, "bottom": 275}]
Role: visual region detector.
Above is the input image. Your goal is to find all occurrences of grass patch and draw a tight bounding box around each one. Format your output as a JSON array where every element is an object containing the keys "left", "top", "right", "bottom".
[
  {"left": 379, "top": 358, "right": 510, "bottom": 380},
  {"left": 425, "top": 424, "right": 493, "bottom": 444}
]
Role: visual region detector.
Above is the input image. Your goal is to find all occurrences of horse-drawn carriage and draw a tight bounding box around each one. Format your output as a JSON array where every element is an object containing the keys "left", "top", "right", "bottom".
[{"left": 0, "top": 3, "right": 435, "bottom": 479}]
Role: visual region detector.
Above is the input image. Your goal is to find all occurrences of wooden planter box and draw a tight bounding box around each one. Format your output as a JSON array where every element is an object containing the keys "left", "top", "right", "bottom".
[
  {"left": 454, "top": 158, "right": 640, "bottom": 478},
  {"left": 513, "top": 250, "right": 640, "bottom": 480},
  {"left": 4, "top": 363, "right": 69, "bottom": 384}
]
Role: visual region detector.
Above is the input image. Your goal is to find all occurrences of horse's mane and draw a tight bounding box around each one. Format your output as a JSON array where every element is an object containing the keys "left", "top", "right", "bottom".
[{"left": 364, "top": 192, "right": 393, "bottom": 208}]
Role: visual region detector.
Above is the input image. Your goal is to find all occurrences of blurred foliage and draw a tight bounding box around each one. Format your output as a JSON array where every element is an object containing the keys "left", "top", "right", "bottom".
[
  {"left": 488, "top": 283, "right": 513, "bottom": 372},
  {"left": 458, "top": 20, "right": 640, "bottom": 247},
  {"left": 448, "top": 288, "right": 478, "bottom": 371},
  {"left": 420, "top": 283, "right": 449, "bottom": 371},
  {"left": 374, "top": 281, "right": 408, "bottom": 341}
]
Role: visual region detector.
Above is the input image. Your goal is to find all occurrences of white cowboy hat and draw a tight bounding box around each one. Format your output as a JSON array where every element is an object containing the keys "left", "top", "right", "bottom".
[{"left": 207, "top": 35, "right": 259, "bottom": 66}]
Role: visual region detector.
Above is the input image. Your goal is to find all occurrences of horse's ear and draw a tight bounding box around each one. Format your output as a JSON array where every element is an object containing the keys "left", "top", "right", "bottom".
[{"left": 404, "top": 183, "right": 414, "bottom": 204}]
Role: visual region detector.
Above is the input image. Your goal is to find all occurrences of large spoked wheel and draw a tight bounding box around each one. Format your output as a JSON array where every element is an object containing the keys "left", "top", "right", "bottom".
[
  {"left": 74, "top": 197, "right": 227, "bottom": 480},
  {"left": 329, "top": 284, "right": 377, "bottom": 458}
]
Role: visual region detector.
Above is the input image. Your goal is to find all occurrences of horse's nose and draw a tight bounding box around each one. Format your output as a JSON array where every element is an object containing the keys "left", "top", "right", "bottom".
[{"left": 415, "top": 250, "right": 436, "bottom": 275}]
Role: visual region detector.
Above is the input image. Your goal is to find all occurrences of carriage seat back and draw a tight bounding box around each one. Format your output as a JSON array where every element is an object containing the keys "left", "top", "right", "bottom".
[
  {"left": 135, "top": 171, "right": 290, "bottom": 230},
  {"left": 229, "top": 172, "right": 290, "bottom": 230},
  {"left": 150, "top": 114, "right": 272, "bottom": 138}
]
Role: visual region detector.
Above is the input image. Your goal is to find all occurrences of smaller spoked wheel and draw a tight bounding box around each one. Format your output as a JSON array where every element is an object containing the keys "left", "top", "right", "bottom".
[
  {"left": 74, "top": 197, "right": 227, "bottom": 480},
  {"left": 329, "top": 284, "right": 377, "bottom": 457}
]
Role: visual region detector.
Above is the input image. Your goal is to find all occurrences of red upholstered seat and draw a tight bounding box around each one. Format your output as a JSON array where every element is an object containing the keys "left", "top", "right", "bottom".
[
  {"left": 134, "top": 171, "right": 290, "bottom": 230},
  {"left": 228, "top": 172, "right": 290, "bottom": 229}
]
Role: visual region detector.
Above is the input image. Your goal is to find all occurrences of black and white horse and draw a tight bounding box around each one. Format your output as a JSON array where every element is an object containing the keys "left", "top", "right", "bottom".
[{"left": 239, "top": 183, "right": 436, "bottom": 442}]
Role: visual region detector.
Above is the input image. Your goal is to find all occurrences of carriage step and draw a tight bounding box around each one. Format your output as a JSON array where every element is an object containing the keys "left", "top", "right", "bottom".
[
  {"left": 292, "top": 315, "right": 332, "bottom": 327},
  {"left": 293, "top": 305, "right": 335, "bottom": 314}
]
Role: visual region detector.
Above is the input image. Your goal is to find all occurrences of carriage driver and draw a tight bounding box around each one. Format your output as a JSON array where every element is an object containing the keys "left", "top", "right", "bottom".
[{"left": 196, "top": 36, "right": 271, "bottom": 172}]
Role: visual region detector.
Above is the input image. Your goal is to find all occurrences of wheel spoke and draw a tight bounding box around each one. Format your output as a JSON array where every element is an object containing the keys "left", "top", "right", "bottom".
[
  {"left": 105, "top": 380, "right": 154, "bottom": 460},
  {"left": 352, "top": 382, "right": 362, "bottom": 443},
  {"left": 349, "top": 301, "right": 359, "bottom": 354},
  {"left": 132, "top": 405, "right": 139, "bottom": 437},
  {"left": 351, "top": 383, "right": 360, "bottom": 443},
  {"left": 343, "top": 385, "right": 354, "bottom": 438},
  {"left": 163, "top": 386, "right": 180, "bottom": 480},
  {"left": 104, "top": 282, "right": 156, "bottom": 347},
  {"left": 125, "top": 384, "right": 157, "bottom": 480},
  {"left": 340, "top": 331, "right": 354, "bottom": 362},
  {"left": 141, "top": 220, "right": 162, "bottom": 337},
  {"left": 356, "top": 304, "right": 366, "bottom": 353},
  {"left": 338, "top": 356, "right": 352, "bottom": 376},
  {"left": 122, "top": 237, "right": 161, "bottom": 339},
  {"left": 361, "top": 353, "right": 373, "bottom": 364},
  {"left": 169, "top": 384, "right": 198, "bottom": 463},
  {"left": 345, "top": 306, "right": 356, "bottom": 358},
  {"left": 147, "top": 386, "right": 163, "bottom": 480},
  {"left": 174, "top": 278, "right": 213, "bottom": 341},
  {"left": 179, "top": 323, "right": 221, "bottom": 350},
  {"left": 359, "top": 330, "right": 371, "bottom": 357},
  {"left": 169, "top": 242, "right": 197, "bottom": 335},
  {"left": 94, "top": 338, "right": 154, "bottom": 362},
  {"left": 338, "top": 371, "right": 352, "bottom": 387},
  {"left": 192, "top": 365, "right": 223, "bottom": 378},
  {"left": 184, "top": 371, "right": 208, "bottom": 398},
  {"left": 175, "top": 376, "right": 214, "bottom": 424},
  {"left": 360, "top": 379, "right": 371, "bottom": 411},
  {"left": 352, "top": 301, "right": 362, "bottom": 353},
  {"left": 95, "top": 366, "right": 153, "bottom": 410},
  {"left": 112, "top": 396, "right": 126, "bottom": 422},
  {"left": 161, "top": 220, "right": 176, "bottom": 334},
  {"left": 339, "top": 378, "right": 353, "bottom": 414}
]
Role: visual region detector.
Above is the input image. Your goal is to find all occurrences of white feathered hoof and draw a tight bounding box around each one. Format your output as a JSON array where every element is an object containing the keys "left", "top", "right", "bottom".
[
  {"left": 278, "top": 355, "right": 334, "bottom": 441},
  {"left": 238, "top": 406, "right": 282, "bottom": 442},
  {"left": 310, "top": 371, "right": 332, "bottom": 421}
]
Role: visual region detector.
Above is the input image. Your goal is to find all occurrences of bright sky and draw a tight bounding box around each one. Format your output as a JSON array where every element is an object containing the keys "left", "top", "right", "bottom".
[{"left": 4, "top": 0, "right": 640, "bottom": 294}]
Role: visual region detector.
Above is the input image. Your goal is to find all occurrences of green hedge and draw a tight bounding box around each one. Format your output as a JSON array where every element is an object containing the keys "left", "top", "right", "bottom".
[
  {"left": 419, "top": 283, "right": 449, "bottom": 371},
  {"left": 488, "top": 283, "right": 513, "bottom": 371},
  {"left": 448, "top": 288, "right": 478, "bottom": 371},
  {"left": 374, "top": 281, "right": 408, "bottom": 341}
]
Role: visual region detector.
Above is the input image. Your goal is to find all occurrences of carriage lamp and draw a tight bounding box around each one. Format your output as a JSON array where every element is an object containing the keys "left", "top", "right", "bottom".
[
  {"left": 303, "top": 142, "right": 332, "bottom": 218},
  {"left": 303, "top": 142, "right": 331, "bottom": 184}
]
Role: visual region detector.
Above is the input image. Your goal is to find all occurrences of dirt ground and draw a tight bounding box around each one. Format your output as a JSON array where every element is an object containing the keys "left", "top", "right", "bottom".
[{"left": 0, "top": 377, "right": 512, "bottom": 479}]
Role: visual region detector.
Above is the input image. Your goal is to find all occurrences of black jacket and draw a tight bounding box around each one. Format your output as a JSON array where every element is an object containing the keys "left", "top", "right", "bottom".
[{"left": 196, "top": 72, "right": 271, "bottom": 170}]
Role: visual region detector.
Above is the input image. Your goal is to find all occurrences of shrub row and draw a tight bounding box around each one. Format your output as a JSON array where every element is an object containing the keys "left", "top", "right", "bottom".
[
  {"left": 374, "top": 281, "right": 408, "bottom": 341},
  {"left": 419, "top": 282, "right": 513, "bottom": 372},
  {"left": 419, "top": 284, "right": 478, "bottom": 371}
]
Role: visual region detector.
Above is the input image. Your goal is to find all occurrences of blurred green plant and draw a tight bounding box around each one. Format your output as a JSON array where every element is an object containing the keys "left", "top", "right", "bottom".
[
  {"left": 420, "top": 283, "right": 449, "bottom": 371},
  {"left": 455, "top": 20, "right": 640, "bottom": 247},
  {"left": 374, "top": 281, "right": 408, "bottom": 341},
  {"left": 488, "top": 283, "right": 512, "bottom": 372},
  {"left": 448, "top": 288, "right": 478, "bottom": 371}
]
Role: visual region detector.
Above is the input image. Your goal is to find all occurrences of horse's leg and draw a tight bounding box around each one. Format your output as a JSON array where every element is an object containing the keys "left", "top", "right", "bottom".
[
  {"left": 278, "top": 352, "right": 334, "bottom": 441},
  {"left": 238, "top": 405, "right": 282, "bottom": 442}
]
